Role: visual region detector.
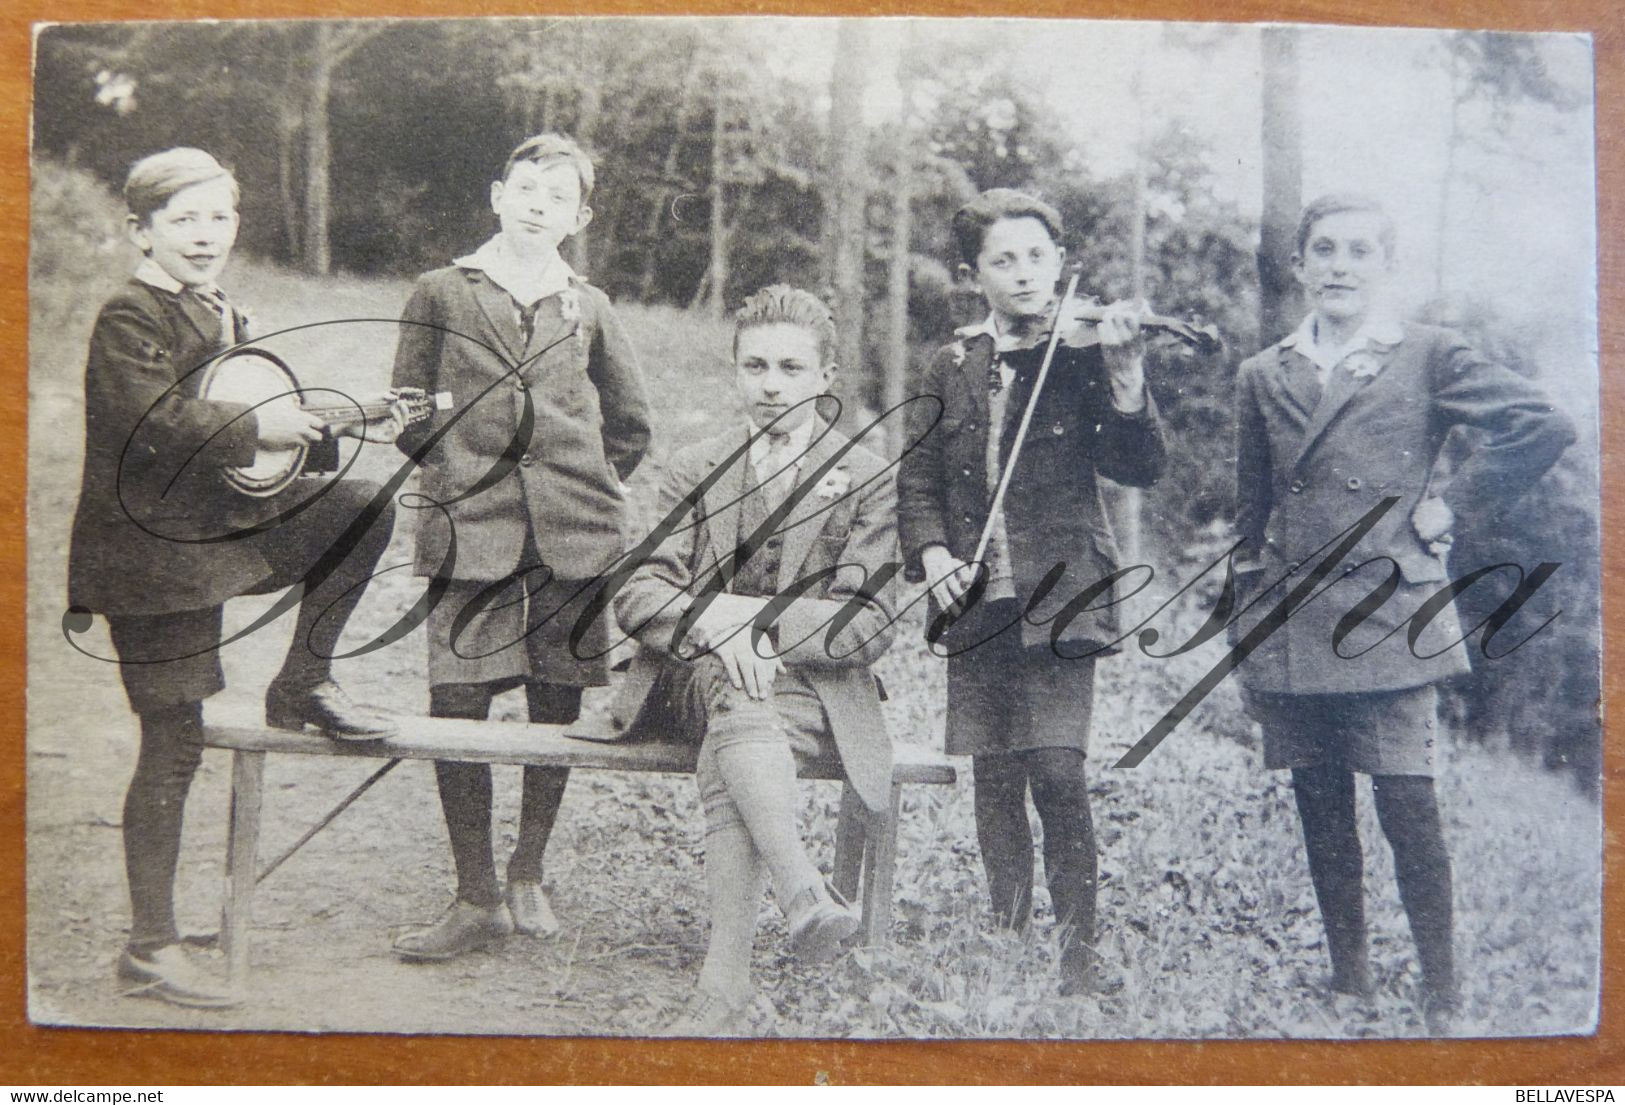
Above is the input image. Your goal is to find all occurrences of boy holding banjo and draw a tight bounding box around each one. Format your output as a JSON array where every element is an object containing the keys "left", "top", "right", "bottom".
[{"left": 66, "top": 147, "right": 406, "bottom": 1008}]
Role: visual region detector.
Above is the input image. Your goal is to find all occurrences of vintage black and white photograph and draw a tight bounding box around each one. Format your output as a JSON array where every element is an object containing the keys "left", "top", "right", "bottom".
[{"left": 25, "top": 15, "right": 1600, "bottom": 1040}]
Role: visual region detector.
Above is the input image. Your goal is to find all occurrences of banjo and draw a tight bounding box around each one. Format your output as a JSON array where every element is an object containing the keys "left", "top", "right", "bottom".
[{"left": 199, "top": 346, "right": 445, "bottom": 498}]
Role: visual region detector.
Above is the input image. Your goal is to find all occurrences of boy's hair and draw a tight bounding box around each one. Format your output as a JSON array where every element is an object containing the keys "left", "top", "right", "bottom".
[
  {"left": 1295, "top": 193, "right": 1397, "bottom": 259},
  {"left": 951, "top": 188, "right": 1064, "bottom": 268},
  {"left": 500, "top": 132, "right": 596, "bottom": 201},
  {"left": 732, "top": 285, "right": 838, "bottom": 365},
  {"left": 124, "top": 148, "right": 239, "bottom": 223}
]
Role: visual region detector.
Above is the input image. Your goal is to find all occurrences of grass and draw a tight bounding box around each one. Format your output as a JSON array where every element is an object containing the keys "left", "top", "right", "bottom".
[{"left": 25, "top": 164, "right": 1602, "bottom": 1039}]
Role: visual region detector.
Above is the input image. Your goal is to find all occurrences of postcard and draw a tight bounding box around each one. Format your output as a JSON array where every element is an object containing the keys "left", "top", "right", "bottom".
[{"left": 26, "top": 14, "right": 1600, "bottom": 1041}]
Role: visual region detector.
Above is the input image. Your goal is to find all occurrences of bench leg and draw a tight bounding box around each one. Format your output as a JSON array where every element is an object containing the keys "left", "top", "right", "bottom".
[
  {"left": 221, "top": 749, "right": 265, "bottom": 997},
  {"left": 859, "top": 782, "right": 902, "bottom": 946},
  {"left": 832, "top": 781, "right": 865, "bottom": 903}
]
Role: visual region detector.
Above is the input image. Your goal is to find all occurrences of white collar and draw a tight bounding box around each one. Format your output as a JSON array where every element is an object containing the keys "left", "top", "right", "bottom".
[
  {"left": 134, "top": 258, "right": 213, "bottom": 297},
  {"left": 954, "top": 311, "right": 1047, "bottom": 355},
  {"left": 1281, "top": 313, "right": 1405, "bottom": 373},
  {"left": 746, "top": 416, "right": 817, "bottom": 471},
  {"left": 454, "top": 235, "right": 577, "bottom": 305}
]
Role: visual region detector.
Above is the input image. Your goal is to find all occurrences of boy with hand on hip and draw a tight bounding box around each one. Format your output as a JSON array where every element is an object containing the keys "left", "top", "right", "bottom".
[
  {"left": 389, "top": 133, "right": 652, "bottom": 961},
  {"left": 614, "top": 285, "right": 899, "bottom": 1036},
  {"left": 896, "top": 188, "right": 1166, "bottom": 997},
  {"left": 67, "top": 147, "right": 399, "bottom": 1008},
  {"left": 1231, "top": 193, "right": 1575, "bottom": 1032}
]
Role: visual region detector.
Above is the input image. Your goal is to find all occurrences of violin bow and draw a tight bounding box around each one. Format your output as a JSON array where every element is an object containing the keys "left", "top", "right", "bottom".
[{"left": 971, "top": 270, "right": 1083, "bottom": 566}]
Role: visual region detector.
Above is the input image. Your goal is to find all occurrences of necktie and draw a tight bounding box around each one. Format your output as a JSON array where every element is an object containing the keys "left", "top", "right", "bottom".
[
  {"left": 516, "top": 298, "right": 541, "bottom": 346},
  {"left": 1299, "top": 355, "right": 1325, "bottom": 410},
  {"left": 191, "top": 286, "right": 232, "bottom": 346},
  {"left": 755, "top": 434, "right": 795, "bottom": 512}
]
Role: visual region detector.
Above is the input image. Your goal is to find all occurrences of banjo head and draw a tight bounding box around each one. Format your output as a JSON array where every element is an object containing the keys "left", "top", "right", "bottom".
[{"left": 199, "top": 347, "right": 307, "bottom": 497}]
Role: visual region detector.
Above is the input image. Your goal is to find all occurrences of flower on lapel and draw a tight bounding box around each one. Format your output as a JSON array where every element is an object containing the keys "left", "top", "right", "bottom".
[
  {"left": 813, "top": 467, "right": 852, "bottom": 501},
  {"left": 950, "top": 340, "right": 967, "bottom": 367},
  {"left": 1342, "top": 349, "right": 1385, "bottom": 380},
  {"left": 558, "top": 286, "right": 581, "bottom": 325}
]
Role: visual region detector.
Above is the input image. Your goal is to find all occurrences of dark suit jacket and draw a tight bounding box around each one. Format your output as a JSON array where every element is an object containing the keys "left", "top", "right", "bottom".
[
  {"left": 391, "top": 268, "right": 652, "bottom": 581},
  {"left": 67, "top": 279, "right": 306, "bottom": 615},
  {"left": 612, "top": 424, "right": 900, "bottom": 812},
  {"left": 1232, "top": 320, "right": 1576, "bottom": 695},
  {"left": 895, "top": 329, "right": 1167, "bottom": 653}
]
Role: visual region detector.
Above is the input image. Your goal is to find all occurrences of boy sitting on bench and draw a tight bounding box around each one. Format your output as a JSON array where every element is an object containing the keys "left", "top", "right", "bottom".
[{"left": 613, "top": 285, "right": 901, "bottom": 1036}]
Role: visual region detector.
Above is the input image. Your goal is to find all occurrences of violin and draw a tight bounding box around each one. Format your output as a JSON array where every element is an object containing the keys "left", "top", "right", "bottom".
[
  {"left": 986, "top": 263, "right": 1222, "bottom": 356},
  {"left": 1054, "top": 295, "right": 1223, "bottom": 357},
  {"left": 970, "top": 272, "right": 1218, "bottom": 564}
]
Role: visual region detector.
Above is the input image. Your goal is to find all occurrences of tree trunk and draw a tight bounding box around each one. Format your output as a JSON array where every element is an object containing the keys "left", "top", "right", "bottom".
[
  {"left": 639, "top": 47, "right": 703, "bottom": 301},
  {"left": 883, "top": 113, "right": 912, "bottom": 450},
  {"left": 827, "top": 19, "right": 870, "bottom": 401},
  {"left": 1258, "top": 26, "right": 1304, "bottom": 347},
  {"left": 1114, "top": 33, "right": 1153, "bottom": 565},
  {"left": 570, "top": 22, "right": 605, "bottom": 274},
  {"left": 1435, "top": 42, "right": 1463, "bottom": 300},
  {"left": 302, "top": 23, "right": 337, "bottom": 276},
  {"left": 704, "top": 84, "right": 729, "bottom": 319}
]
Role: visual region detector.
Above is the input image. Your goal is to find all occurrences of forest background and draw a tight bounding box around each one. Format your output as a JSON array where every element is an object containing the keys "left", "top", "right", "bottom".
[
  {"left": 32, "top": 16, "right": 1601, "bottom": 781},
  {"left": 21, "top": 17, "right": 1605, "bottom": 1038}
]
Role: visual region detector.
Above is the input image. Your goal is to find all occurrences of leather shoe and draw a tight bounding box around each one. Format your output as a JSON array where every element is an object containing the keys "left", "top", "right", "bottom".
[
  {"left": 117, "top": 945, "right": 239, "bottom": 1009},
  {"left": 393, "top": 899, "right": 513, "bottom": 962},
  {"left": 787, "top": 883, "right": 860, "bottom": 964},
  {"left": 505, "top": 880, "right": 560, "bottom": 937},
  {"left": 267, "top": 679, "right": 396, "bottom": 740},
  {"left": 660, "top": 987, "right": 754, "bottom": 1037}
]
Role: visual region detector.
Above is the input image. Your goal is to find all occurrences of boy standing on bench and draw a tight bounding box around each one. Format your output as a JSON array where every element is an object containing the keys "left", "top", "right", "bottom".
[
  {"left": 614, "top": 286, "right": 900, "bottom": 1036},
  {"left": 389, "top": 133, "right": 652, "bottom": 960},
  {"left": 67, "top": 148, "right": 399, "bottom": 1009}
]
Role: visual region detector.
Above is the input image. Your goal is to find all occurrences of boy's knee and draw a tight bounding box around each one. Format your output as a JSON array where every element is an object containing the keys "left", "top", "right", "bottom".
[{"left": 1022, "top": 746, "right": 1087, "bottom": 785}]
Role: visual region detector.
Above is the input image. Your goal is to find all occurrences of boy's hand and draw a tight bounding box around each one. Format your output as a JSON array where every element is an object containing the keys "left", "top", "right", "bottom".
[
  {"left": 255, "top": 403, "right": 325, "bottom": 450},
  {"left": 922, "top": 544, "right": 982, "bottom": 611},
  {"left": 684, "top": 594, "right": 783, "bottom": 699},
  {"left": 712, "top": 630, "right": 785, "bottom": 701},
  {"left": 333, "top": 390, "right": 407, "bottom": 444},
  {"left": 687, "top": 593, "right": 771, "bottom": 649},
  {"left": 1097, "top": 299, "right": 1147, "bottom": 412},
  {"left": 1411, "top": 496, "right": 1455, "bottom": 558}
]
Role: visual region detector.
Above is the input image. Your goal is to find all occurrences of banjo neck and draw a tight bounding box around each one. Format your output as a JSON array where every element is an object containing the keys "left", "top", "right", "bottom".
[{"left": 299, "top": 401, "right": 398, "bottom": 429}]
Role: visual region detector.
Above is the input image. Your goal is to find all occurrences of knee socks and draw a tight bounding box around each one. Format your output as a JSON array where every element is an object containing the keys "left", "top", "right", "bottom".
[
  {"left": 972, "top": 747, "right": 1098, "bottom": 945},
  {"left": 430, "top": 681, "right": 579, "bottom": 906},
  {"left": 124, "top": 701, "right": 205, "bottom": 953},
  {"left": 1292, "top": 766, "right": 1456, "bottom": 998}
]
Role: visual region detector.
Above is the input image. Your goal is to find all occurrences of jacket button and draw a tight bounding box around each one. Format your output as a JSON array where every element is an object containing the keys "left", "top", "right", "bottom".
[
  {"left": 1051, "top": 423, "right": 1065, "bottom": 435},
  {"left": 962, "top": 513, "right": 973, "bottom": 523},
  {"left": 1346, "top": 476, "right": 1362, "bottom": 490},
  {"left": 960, "top": 465, "right": 972, "bottom": 477},
  {"left": 520, "top": 454, "right": 534, "bottom": 468},
  {"left": 966, "top": 421, "right": 978, "bottom": 432},
  {"left": 1289, "top": 479, "right": 1304, "bottom": 493}
]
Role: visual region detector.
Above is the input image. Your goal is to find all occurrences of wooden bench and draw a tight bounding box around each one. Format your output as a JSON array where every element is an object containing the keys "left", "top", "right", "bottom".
[{"left": 201, "top": 716, "right": 956, "bottom": 992}]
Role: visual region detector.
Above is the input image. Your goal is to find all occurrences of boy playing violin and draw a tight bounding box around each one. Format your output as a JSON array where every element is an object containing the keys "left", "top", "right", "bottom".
[{"left": 896, "top": 187, "right": 1167, "bottom": 996}]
